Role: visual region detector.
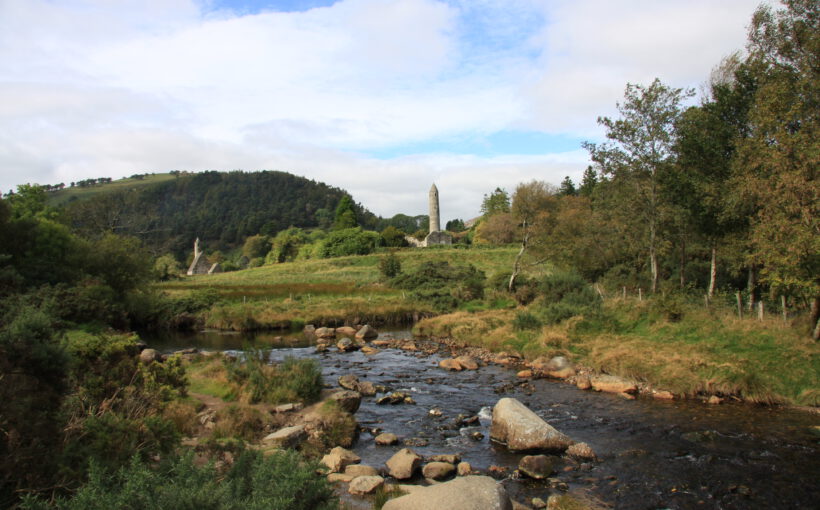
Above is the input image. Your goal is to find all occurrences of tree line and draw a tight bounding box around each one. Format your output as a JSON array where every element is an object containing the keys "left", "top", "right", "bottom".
[{"left": 479, "top": 1, "right": 818, "bottom": 338}]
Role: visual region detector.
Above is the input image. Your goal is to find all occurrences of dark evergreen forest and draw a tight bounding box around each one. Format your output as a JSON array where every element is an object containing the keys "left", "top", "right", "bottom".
[{"left": 61, "top": 171, "right": 378, "bottom": 258}]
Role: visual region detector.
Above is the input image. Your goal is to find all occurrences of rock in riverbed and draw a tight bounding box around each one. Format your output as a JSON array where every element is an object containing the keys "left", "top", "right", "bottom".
[
  {"left": 348, "top": 475, "right": 385, "bottom": 495},
  {"left": 382, "top": 475, "right": 512, "bottom": 510},
  {"left": 518, "top": 455, "right": 556, "bottom": 479},
  {"left": 590, "top": 374, "right": 637, "bottom": 394},
  {"left": 386, "top": 448, "right": 422, "bottom": 480},
  {"left": 328, "top": 390, "right": 361, "bottom": 413},
  {"left": 355, "top": 324, "right": 379, "bottom": 340},
  {"left": 375, "top": 432, "right": 399, "bottom": 445},
  {"left": 490, "top": 398, "right": 574, "bottom": 452},
  {"left": 321, "top": 446, "right": 360, "bottom": 473}
]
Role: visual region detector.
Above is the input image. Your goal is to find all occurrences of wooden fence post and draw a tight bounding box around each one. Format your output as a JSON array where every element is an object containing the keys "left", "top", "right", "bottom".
[
  {"left": 736, "top": 292, "right": 743, "bottom": 318},
  {"left": 757, "top": 301, "right": 764, "bottom": 321},
  {"left": 638, "top": 288, "right": 642, "bottom": 302},
  {"left": 781, "top": 295, "right": 787, "bottom": 324}
]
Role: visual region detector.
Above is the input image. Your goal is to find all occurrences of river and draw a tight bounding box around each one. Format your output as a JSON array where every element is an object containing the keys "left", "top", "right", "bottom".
[{"left": 148, "top": 328, "right": 820, "bottom": 510}]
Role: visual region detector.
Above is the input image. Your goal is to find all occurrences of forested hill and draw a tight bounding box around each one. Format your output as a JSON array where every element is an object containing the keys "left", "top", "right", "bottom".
[{"left": 59, "top": 171, "right": 377, "bottom": 257}]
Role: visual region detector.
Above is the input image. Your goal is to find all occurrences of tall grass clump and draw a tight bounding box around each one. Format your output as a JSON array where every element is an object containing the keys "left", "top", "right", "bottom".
[{"left": 223, "top": 351, "right": 322, "bottom": 404}]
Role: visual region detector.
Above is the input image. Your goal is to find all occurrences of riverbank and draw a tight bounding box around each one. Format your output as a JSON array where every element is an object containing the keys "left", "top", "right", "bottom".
[
  {"left": 414, "top": 299, "right": 820, "bottom": 408},
  {"left": 147, "top": 325, "right": 820, "bottom": 510}
]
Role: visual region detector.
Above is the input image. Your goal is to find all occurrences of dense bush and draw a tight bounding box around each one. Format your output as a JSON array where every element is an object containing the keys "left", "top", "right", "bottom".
[
  {"left": 318, "top": 227, "right": 381, "bottom": 258},
  {"left": 0, "top": 305, "right": 67, "bottom": 507},
  {"left": 391, "top": 261, "right": 485, "bottom": 312},
  {"left": 380, "top": 226, "right": 408, "bottom": 247},
  {"left": 21, "top": 449, "right": 336, "bottom": 510},
  {"left": 538, "top": 270, "right": 601, "bottom": 324},
  {"left": 379, "top": 252, "right": 402, "bottom": 278}
]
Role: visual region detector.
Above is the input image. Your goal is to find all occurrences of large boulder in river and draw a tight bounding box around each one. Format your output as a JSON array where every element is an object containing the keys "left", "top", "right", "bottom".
[
  {"left": 490, "top": 398, "right": 574, "bottom": 452},
  {"left": 355, "top": 325, "right": 378, "bottom": 340},
  {"left": 386, "top": 448, "right": 422, "bottom": 480},
  {"left": 382, "top": 475, "right": 512, "bottom": 510},
  {"left": 590, "top": 374, "right": 637, "bottom": 394}
]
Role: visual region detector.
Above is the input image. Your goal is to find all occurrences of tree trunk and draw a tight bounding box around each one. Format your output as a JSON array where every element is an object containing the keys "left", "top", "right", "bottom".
[
  {"left": 649, "top": 223, "right": 658, "bottom": 294},
  {"left": 508, "top": 220, "right": 528, "bottom": 293},
  {"left": 679, "top": 238, "right": 686, "bottom": 289},
  {"left": 747, "top": 264, "right": 757, "bottom": 311},
  {"left": 811, "top": 296, "right": 820, "bottom": 341},
  {"left": 707, "top": 243, "right": 717, "bottom": 299}
]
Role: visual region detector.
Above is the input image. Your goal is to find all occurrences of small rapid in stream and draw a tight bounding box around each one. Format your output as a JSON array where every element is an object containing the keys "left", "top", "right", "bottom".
[{"left": 148, "top": 328, "right": 820, "bottom": 510}]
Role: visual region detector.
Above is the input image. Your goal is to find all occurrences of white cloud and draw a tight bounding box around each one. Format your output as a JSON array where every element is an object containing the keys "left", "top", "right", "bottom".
[{"left": 0, "top": 0, "right": 763, "bottom": 220}]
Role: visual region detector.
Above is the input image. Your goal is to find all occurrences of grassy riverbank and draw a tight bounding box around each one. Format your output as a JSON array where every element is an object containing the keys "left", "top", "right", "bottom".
[
  {"left": 159, "top": 246, "right": 520, "bottom": 329},
  {"left": 159, "top": 245, "right": 817, "bottom": 407},
  {"left": 415, "top": 298, "right": 819, "bottom": 407}
]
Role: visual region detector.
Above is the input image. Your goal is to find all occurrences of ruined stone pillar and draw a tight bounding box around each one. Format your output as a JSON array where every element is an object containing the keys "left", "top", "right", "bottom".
[{"left": 429, "top": 184, "right": 440, "bottom": 232}]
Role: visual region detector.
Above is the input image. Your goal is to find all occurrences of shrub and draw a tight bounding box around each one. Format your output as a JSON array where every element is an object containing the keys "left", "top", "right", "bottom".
[
  {"left": 380, "top": 226, "right": 408, "bottom": 247},
  {"left": 391, "top": 261, "right": 485, "bottom": 312},
  {"left": 379, "top": 252, "right": 402, "bottom": 278},
  {"left": 21, "top": 449, "right": 336, "bottom": 510},
  {"left": 319, "top": 227, "right": 381, "bottom": 258},
  {"left": 513, "top": 311, "right": 541, "bottom": 331},
  {"left": 540, "top": 270, "right": 589, "bottom": 302},
  {"left": 538, "top": 270, "right": 601, "bottom": 324}
]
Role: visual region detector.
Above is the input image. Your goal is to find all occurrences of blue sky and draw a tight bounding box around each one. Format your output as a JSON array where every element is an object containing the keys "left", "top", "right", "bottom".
[{"left": 0, "top": 0, "right": 763, "bottom": 221}]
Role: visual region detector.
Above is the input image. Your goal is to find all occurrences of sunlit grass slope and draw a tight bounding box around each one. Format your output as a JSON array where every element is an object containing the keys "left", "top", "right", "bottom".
[
  {"left": 161, "top": 245, "right": 520, "bottom": 329},
  {"left": 47, "top": 173, "right": 176, "bottom": 206}
]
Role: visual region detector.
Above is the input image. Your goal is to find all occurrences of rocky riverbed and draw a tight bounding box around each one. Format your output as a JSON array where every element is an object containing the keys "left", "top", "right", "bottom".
[{"left": 150, "top": 327, "right": 820, "bottom": 509}]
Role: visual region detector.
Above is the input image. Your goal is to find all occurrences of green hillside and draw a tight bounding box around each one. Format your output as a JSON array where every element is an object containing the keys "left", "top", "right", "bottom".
[
  {"left": 47, "top": 173, "right": 177, "bottom": 206},
  {"left": 58, "top": 170, "right": 376, "bottom": 258}
]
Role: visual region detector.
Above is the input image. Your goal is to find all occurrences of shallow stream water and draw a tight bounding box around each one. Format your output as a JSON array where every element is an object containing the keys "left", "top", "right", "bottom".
[{"left": 148, "top": 328, "right": 820, "bottom": 510}]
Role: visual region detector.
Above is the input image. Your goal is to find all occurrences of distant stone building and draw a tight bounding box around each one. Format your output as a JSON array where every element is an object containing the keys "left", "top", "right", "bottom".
[
  {"left": 406, "top": 184, "right": 452, "bottom": 247},
  {"left": 186, "top": 238, "right": 212, "bottom": 275}
]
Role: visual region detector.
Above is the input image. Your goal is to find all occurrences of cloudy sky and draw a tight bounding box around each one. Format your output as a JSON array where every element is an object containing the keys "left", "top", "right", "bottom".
[{"left": 0, "top": 0, "right": 763, "bottom": 222}]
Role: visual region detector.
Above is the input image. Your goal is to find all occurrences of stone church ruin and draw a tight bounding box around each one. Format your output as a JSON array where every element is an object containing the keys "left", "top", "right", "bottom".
[{"left": 186, "top": 237, "right": 222, "bottom": 275}]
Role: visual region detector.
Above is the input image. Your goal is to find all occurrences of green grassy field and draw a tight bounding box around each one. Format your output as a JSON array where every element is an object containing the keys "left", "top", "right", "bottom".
[
  {"left": 161, "top": 245, "right": 521, "bottom": 329},
  {"left": 47, "top": 173, "right": 176, "bottom": 206}
]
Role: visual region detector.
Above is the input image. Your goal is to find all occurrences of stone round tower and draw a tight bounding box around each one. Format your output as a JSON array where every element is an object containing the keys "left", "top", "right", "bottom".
[{"left": 429, "top": 183, "right": 441, "bottom": 233}]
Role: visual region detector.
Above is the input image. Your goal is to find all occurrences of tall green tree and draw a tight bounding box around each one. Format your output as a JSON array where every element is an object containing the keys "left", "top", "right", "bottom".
[
  {"left": 584, "top": 78, "right": 694, "bottom": 293},
  {"left": 578, "top": 166, "right": 599, "bottom": 198},
  {"left": 333, "top": 195, "right": 358, "bottom": 230},
  {"left": 508, "top": 181, "right": 558, "bottom": 291},
  {"left": 672, "top": 55, "right": 757, "bottom": 297},
  {"left": 558, "top": 176, "right": 577, "bottom": 196},
  {"left": 736, "top": 0, "right": 819, "bottom": 337},
  {"left": 480, "top": 188, "right": 511, "bottom": 216}
]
